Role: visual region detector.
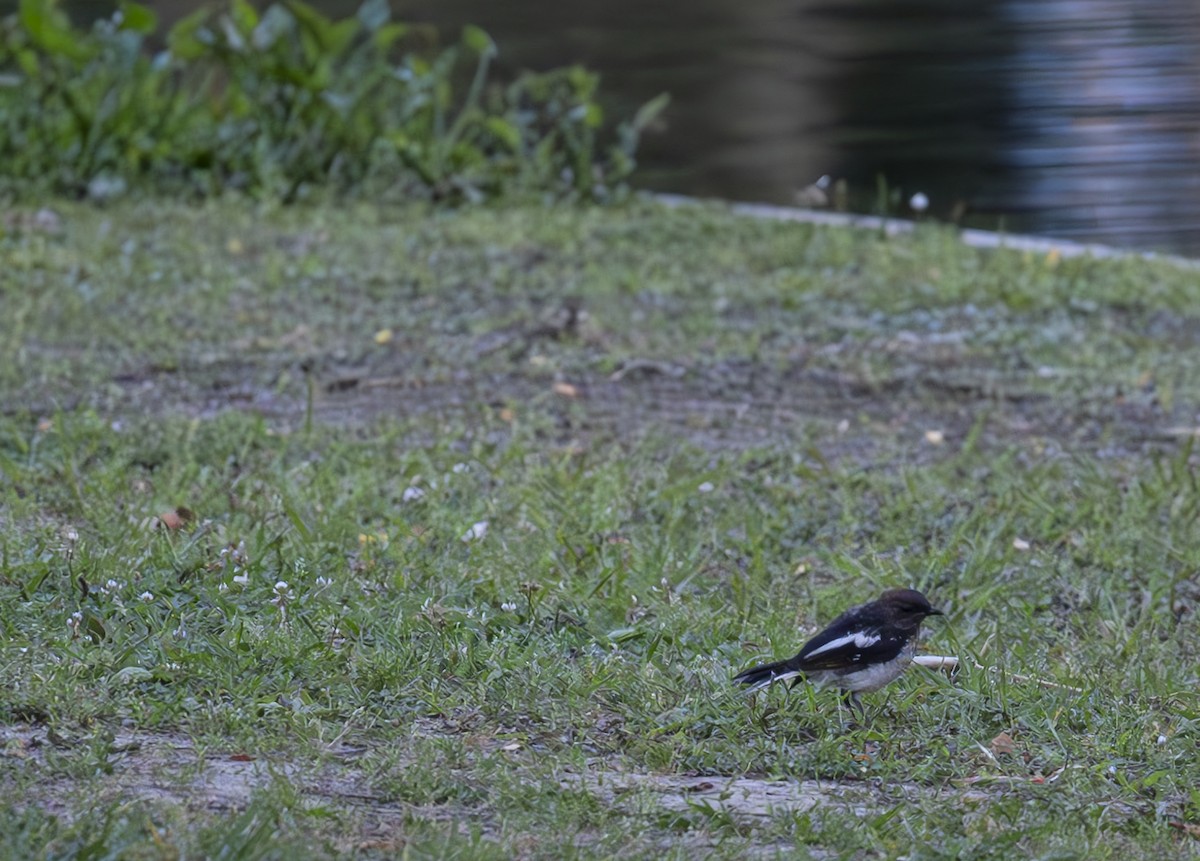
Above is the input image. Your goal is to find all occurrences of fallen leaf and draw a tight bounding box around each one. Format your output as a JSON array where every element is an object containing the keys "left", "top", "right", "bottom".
[
  {"left": 229, "top": 753, "right": 255, "bottom": 762},
  {"left": 924, "top": 429, "right": 945, "bottom": 445},
  {"left": 498, "top": 407, "right": 516, "bottom": 422},
  {"left": 989, "top": 732, "right": 1017, "bottom": 756},
  {"left": 1169, "top": 821, "right": 1200, "bottom": 839},
  {"left": 157, "top": 507, "right": 195, "bottom": 531},
  {"left": 552, "top": 381, "right": 579, "bottom": 398},
  {"left": 1, "top": 738, "right": 29, "bottom": 759},
  {"left": 684, "top": 782, "right": 715, "bottom": 793},
  {"left": 1012, "top": 537, "right": 1031, "bottom": 551},
  {"left": 374, "top": 328, "right": 394, "bottom": 345},
  {"left": 500, "top": 742, "right": 522, "bottom": 752}
]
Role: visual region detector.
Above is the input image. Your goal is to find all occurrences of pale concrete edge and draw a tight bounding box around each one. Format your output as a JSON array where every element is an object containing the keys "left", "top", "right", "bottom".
[{"left": 650, "top": 192, "right": 1200, "bottom": 270}]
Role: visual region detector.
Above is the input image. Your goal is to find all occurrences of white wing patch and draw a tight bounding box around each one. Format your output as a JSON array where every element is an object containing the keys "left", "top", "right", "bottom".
[{"left": 804, "top": 630, "right": 881, "bottom": 659}]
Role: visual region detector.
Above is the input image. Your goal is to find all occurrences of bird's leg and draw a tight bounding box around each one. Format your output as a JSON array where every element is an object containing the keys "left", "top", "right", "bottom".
[{"left": 842, "top": 691, "right": 865, "bottom": 724}]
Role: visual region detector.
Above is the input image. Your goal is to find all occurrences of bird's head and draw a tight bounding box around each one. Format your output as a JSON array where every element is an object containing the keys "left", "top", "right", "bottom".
[{"left": 879, "top": 588, "right": 943, "bottom": 628}]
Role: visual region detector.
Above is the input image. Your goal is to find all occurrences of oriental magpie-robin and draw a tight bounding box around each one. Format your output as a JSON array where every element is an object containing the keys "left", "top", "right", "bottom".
[{"left": 733, "top": 588, "right": 943, "bottom": 711}]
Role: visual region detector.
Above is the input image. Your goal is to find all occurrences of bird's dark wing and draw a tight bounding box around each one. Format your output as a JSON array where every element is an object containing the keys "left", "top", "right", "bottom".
[{"left": 792, "top": 624, "right": 906, "bottom": 671}]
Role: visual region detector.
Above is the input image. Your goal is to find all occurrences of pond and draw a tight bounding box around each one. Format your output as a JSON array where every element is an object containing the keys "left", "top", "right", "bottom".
[{"left": 21, "top": 0, "right": 1200, "bottom": 255}]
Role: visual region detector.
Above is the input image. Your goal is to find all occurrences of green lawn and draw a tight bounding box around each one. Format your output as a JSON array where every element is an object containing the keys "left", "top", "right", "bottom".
[{"left": 2, "top": 197, "right": 1199, "bottom": 859}]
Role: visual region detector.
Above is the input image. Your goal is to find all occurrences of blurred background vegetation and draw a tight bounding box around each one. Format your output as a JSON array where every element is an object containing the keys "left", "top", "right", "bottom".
[
  {"left": 2, "top": 0, "right": 1199, "bottom": 251},
  {"left": 0, "top": 0, "right": 667, "bottom": 202}
]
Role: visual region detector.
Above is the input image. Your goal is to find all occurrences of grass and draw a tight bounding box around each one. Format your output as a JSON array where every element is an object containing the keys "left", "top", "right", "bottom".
[{"left": 2, "top": 197, "right": 1200, "bottom": 858}]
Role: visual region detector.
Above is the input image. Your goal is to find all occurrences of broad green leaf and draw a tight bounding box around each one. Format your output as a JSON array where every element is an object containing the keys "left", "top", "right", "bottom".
[
  {"left": 229, "top": 0, "right": 260, "bottom": 38},
  {"left": 373, "top": 21, "right": 408, "bottom": 52},
  {"left": 19, "top": 0, "right": 92, "bottom": 61},
  {"left": 15, "top": 48, "right": 40, "bottom": 76},
  {"left": 567, "top": 65, "right": 597, "bottom": 95},
  {"left": 462, "top": 24, "right": 496, "bottom": 58},
  {"left": 583, "top": 102, "right": 603, "bottom": 128},
  {"left": 287, "top": 0, "right": 334, "bottom": 44},
  {"left": 326, "top": 19, "right": 360, "bottom": 57},
  {"left": 166, "top": 6, "right": 210, "bottom": 60},
  {"left": 117, "top": 0, "right": 157, "bottom": 35},
  {"left": 485, "top": 117, "right": 520, "bottom": 151},
  {"left": 632, "top": 92, "right": 669, "bottom": 131}
]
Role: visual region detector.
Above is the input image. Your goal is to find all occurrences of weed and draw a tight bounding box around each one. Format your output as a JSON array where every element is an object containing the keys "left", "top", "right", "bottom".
[{"left": 0, "top": 0, "right": 667, "bottom": 201}]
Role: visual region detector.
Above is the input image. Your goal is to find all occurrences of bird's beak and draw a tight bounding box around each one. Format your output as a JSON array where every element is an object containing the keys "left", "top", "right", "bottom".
[{"left": 927, "top": 607, "right": 944, "bottom": 616}]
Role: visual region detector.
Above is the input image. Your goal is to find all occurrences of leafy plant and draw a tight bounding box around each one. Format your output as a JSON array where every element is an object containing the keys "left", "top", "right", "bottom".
[{"left": 0, "top": 0, "right": 668, "bottom": 201}]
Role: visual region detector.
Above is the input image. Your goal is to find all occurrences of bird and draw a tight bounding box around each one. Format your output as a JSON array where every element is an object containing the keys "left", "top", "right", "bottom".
[{"left": 733, "top": 588, "right": 943, "bottom": 712}]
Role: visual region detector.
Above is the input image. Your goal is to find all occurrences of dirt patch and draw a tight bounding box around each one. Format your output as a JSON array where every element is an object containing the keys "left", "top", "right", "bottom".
[
  {"left": 83, "top": 346, "right": 1176, "bottom": 464},
  {"left": 1, "top": 723, "right": 984, "bottom": 847},
  {"left": 571, "top": 770, "right": 892, "bottom": 820}
]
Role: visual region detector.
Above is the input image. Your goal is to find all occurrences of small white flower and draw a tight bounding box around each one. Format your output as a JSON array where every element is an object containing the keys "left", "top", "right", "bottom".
[
  {"left": 105, "top": 579, "right": 120, "bottom": 593},
  {"left": 910, "top": 192, "right": 929, "bottom": 212},
  {"left": 271, "top": 580, "right": 295, "bottom": 608},
  {"left": 402, "top": 486, "right": 425, "bottom": 502},
  {"left": 1012, "top": 538, "right": 1031, "bottom": 552},
  {"left": 697, "top": 481, "right": 715, "bottom": 494},
  {"left": 452, "top": 462, "right": 469, "bottom": 474},
  {"left": 462, "top": 521, "right": 489, "bottom": 542},
  {"left": 68, "top": 611, "right": 83, "bottom": 636},
  {"left": 66, "top": 530, "right": 79, "bottom": 543},
  {"left": 315, "top": 575, "right": 333, "bottom": 588},
  {"left": 232, "top": 572, "right": 250, "bottom": 586},
  {"left": 501, "top": 602, "right": 517, "bottom": 612},
  {"left": 139, "top": 591, "right": 154, "bottom": 602}
]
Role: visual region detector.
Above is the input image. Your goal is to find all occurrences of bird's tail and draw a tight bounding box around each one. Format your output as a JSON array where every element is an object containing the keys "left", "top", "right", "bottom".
[{"left": 732, "top": 659, "right": 802, "bottom": 692}]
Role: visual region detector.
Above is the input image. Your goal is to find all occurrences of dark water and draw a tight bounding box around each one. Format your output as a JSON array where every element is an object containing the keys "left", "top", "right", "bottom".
[{"left": 20, "top": 0, "right": 1200, "bottom": 255}]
